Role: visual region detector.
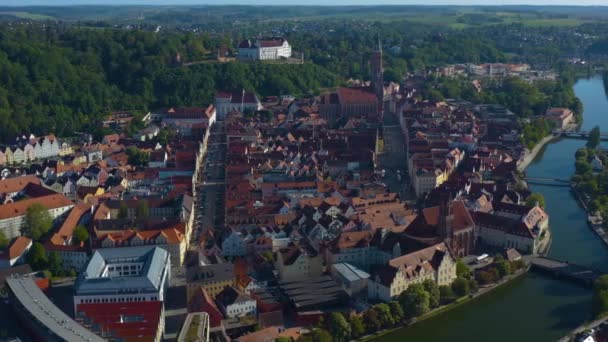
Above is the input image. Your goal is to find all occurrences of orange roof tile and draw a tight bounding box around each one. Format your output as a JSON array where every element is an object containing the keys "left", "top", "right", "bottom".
[
  {"left": 0, "top": 175, "right": 41, "bottom": 194},
  {"left": 49, "top": 204, "right": 89, "bottom": 246},
  {"left": 9, "top": 236, "right": 32, "bottom": 260},
  {"left": 0, "top": 194, "right": 73, "bottom": 220}
]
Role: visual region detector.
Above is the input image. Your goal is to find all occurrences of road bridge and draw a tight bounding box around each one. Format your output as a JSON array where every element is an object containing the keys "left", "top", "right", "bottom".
[
  {"left": 553, "top": 130, "right": 608, "bottom": 141},
  {"left": 528, "top": 256, "right": 601, "bottom": 287},
  {"left": 523, "top": 177, "right": 572, "bottom": 187}
]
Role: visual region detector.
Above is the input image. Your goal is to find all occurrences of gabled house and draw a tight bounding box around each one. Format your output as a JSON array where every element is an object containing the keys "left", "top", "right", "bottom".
[
  {"left": 275, "top": 244, "right": 323, "bottom": 281},
  {"left": 215, "top": 286, "right": 257, "bottom": 318},
  {"left": 0, "top": 236, "right": 32, "bottom": 268},
  {"left": 368, "top": 242, "right": 457, "bottom": 301},
  {"left": 222, "top": 229, "right": 248, "bottom": 257}
]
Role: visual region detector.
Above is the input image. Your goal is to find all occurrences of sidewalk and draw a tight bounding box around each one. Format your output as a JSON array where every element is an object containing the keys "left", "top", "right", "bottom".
[
  {"left": 558, "top": 317, "right": 608, "bottom": 342},
  {"left": 517, "top": 135, "right": 556, "bottom": 172}
]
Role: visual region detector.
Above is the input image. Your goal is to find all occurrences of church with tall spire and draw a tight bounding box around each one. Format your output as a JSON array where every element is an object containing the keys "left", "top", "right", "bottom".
[
  {"left": 370, "top": 35, "right": 384, "bottom": 106},
  {"left": 317, "top": 35, "right": 385, "bottom": 125}
]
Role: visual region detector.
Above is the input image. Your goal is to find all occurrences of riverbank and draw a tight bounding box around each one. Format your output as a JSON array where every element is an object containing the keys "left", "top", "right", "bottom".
[
  {"left": 361, "top": 268, "right": 529, "bottom": 341},
  {"left": 558, "top": 316, "right": 608, "bottom": 342},
  {"left": 571, "top": 179, "right": 608, "bottom": 248},
  {"left": 517, "top": 134, "right": 556, "bottom": 172}
]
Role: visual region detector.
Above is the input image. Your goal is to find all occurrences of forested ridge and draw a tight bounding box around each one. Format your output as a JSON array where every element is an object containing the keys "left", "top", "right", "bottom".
[
  {"left": 0, "top": 18, "right": 597, "bottom": 142},
  {"left": 0, "top": 24, "right": 339, "bottom": 141}
]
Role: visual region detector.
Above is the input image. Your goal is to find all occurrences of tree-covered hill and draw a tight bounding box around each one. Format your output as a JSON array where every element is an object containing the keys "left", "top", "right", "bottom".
[{"left": 0, "top": 24, "right": 339, "bottom": 141}]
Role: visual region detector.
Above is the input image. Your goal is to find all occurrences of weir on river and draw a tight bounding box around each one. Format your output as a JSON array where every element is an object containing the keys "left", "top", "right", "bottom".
[{"left": 378, "top": 75, "right": 608, "bottom": 342}]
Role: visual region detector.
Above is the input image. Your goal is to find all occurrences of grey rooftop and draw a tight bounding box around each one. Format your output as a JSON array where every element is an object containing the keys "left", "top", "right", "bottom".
[
  {"left": 6, "top": 276, "right": 105, "bottom": 342},
  {"left": 75, "top": 245, "right": 170, "bottom": 295}
]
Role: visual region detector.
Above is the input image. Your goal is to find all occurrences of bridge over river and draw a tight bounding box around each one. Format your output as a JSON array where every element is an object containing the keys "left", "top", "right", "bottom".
[
  {"left": 527, "top": 256, "right": 602, "bottom": 287},
  {"left": 553, "top": 129, "right": 608, "bottom": 141},
  {"left": 523, "top": 176, "right": 572, "bottom": 187}
]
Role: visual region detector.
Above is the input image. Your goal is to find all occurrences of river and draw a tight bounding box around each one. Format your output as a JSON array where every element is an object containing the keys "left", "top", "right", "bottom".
[{"left": 377, "top": 75, "right": 608, "bottom": 342}]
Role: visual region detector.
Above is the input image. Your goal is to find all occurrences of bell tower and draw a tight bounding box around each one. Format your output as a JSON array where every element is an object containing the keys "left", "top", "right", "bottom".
[{"left": 370, "top": 35, "right": 384, "bottom": 105}]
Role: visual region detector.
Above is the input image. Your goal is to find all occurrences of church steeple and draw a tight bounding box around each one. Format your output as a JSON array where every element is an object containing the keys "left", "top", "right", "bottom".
[{"left": 370, "top": 34, "right": 384, "bottom": 106}]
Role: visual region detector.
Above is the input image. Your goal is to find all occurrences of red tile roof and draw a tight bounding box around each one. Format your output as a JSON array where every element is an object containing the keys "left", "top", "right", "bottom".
[
  {"left": 49, "top": 204, "right": 89, "bottom": 246},
  {"left": 0, "top": 194, "right": 73, "bottom": 220},
  {"left": 8, "top": 236, "right": 32, "bottom": 260},
  {"left": 336, "top": 87, "right": 377, "bottom": 105},
  {"left": 0, "top": 175, "right": 41, "bottom": 194}
]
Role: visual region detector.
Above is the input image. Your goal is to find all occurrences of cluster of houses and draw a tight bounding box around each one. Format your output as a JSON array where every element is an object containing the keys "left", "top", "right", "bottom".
[
  {"left": 0, "top": 134, "right": 70, "bottom": 166},
  {"left": 434, "top": 62, "right": 558, "bottom": 83},
  {"left": 0, "top": 48, "right": 559, "bottom": 340},
  {"left": 178, "top": 80, "right": 551, "bottom": 341},
  {"left": 0, "top": 105, "right": 219, "bottom": 341}
]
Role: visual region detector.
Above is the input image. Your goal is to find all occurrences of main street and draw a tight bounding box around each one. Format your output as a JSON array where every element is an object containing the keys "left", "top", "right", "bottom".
[
  {"left": 378, "top": 110, "right": 413, "bottom": 201},
  {"left": 191, "top": 121, "right": 227, "bottom": 247}
]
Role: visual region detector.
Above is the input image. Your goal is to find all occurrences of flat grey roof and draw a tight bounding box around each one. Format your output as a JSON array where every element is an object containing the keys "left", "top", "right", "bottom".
[
  {"left": 75, "top": 246, "right": 170, "bottom": 295},
  {"left": 6, "top": 276, "right": 104, "bottom": 342},
  {"left": 332, "top": 262, "right": 370, "bottom": 282},
  {"left": 186, "top": 262, "right": 234, "bottom": 283}
]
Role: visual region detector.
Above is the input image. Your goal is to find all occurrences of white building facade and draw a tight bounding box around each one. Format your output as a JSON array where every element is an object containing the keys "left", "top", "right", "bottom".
[
  {"left": 238, "top": 38, "right": 292, "bottom": 61},
  {"left": 73, "top": 246, "right": 171, "bottom": 312}
]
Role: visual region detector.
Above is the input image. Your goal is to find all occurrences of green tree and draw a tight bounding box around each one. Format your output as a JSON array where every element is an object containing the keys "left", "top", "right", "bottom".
[
  {"left": 525, "top": 193, "right": 546, "bottom": 209},
  {"left": 118, "top": 202, "right": 129, "bottom": 218},
  {"left": 362, "top": 308, "right": 382, "bottom": 333},
  {"left": 73, "top": 225, "right": 89, "bottom": 245},
  {"left": 388, "top": 301, "right": 405, "bottom": 323},
  {"left": 510, "top": 259, "right": 526, "bottom": 271},
  {"left": 154, "top": 129, "right": 172, "bottom": 146},
  {"left": 48, "top": 251, "right": 63, "bottom": 276},
  {"left": 468, "top": 278, "right": 479, "bottom": 293},
  {"left": 439, "top": 285, "right": 456, "bottom": 304},
  {"left": 275, "top": 337, "right": 291, "bottom": 342},
  {"left": 326, "top": 312, "right": 350, "bottom": 342},
  {"left": 595, "top": 275, "right": 608, "bottom": 292},
  {"left": 476, "top": 269, "right": 499, "bottom": 285},
  {"left": 307, "top": 328, "right": 333, "bottom": 342},
  {"left": 0, "top": 231, "right": 9, "bottom": 249},
  {"left": 452, "top": 277, "right": 471, "bottom": 297},
  {"left": 136, "top": 200, "right": 150, "bottom": 219},
  {"left": 373, "top": 303, "right": 395, "bottom": 328},
  {"left": 456, "top": 260, "right": 471, "bottom": 278},
  {"left": 23, "top": 203, "right": 53, "bottom": 241},
  {"left": 127, "top": 146, "right": 150, "bottom": 167},
  {"left": 575, "top": 160, "right": 592, "bottom": 175},
  {"left": 494, "top": 255, "right": 512, "bottom": 278},
  {"left": 27, "top": 242, "right": 48, "bottom": 270},
  {"left": 398, "top": 284, "right": 430, "bottom": 319},
  {"left": 349, "top": 315, "right": 365, "bottom": 339},
  {"left": 423, "top": 279, "right": 441, "bottom": 308},
  {"left": 593, "top": 289, "right": 608, "bottom": 318},
  {"left": 593, "top": 276, "right": 608, "bottom": 318},
  {"left": 587, "top": 126, "right": 601, "bottom": 149},
  {"left": 575, "top": 148, "right": 588, "bottom": 160}
]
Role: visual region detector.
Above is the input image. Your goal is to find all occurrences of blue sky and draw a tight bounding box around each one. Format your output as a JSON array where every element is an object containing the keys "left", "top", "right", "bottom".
[{"left": 2, "top": 0, "right": 608, "bottom": 6}]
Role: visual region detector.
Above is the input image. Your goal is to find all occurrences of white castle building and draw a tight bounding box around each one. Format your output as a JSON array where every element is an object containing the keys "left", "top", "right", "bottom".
[{"left": 237, "top": 38, "right": 292, "bottom": 61}]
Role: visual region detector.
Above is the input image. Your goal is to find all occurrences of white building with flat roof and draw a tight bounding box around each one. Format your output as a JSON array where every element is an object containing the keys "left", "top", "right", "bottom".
[{"left": 73, "top": 246, "right": 171, "bottom": 312}]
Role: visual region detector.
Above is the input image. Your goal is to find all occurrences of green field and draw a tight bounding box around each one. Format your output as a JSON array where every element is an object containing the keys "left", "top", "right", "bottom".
[{"left": 0, "top": 11, "right": 55, "bottom": 20}]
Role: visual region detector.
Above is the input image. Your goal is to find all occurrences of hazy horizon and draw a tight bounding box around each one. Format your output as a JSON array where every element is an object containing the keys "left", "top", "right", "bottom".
[{"left": 2, "top": 0, "right": 608, "bottom": 7}]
